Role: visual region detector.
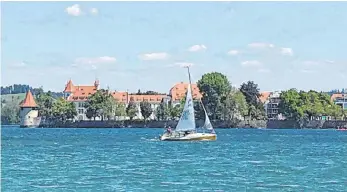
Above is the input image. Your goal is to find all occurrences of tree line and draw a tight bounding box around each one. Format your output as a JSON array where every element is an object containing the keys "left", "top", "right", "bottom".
[{"left": 1, "top": 72, "right": 346, "bottom": 125}]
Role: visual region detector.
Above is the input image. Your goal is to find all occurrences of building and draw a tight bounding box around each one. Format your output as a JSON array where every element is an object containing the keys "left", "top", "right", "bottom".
[
  {"left": 260, "top": 91, "right": 283, "bottom": 120},
  {"left": 169, "top": 82, "right": 202, "bottom": 105},
  {"left": 62, "top": 79, "right": 172, "bottom": 121},
  {"left": 19, "top": 90, "right": 41, "bottom": 127},
  {"left": 63, "top": 79, "right": 100, "bottom": 120},
  {"left": 331, "top": 93, "right": 347, "bottom": 110}
]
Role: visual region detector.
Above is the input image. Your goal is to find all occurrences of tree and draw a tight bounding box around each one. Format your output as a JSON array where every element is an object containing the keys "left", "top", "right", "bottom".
[
  {"left": 51, "top": 98, "right": 77, "bottom": 122},
  {"left": 114, "top": 102, "right": 126, "bottom": 120},
  {"left": 279, "top": 89, "right": 343, "bottom": 121},
  {"left": 222, "top": 88, "right": 249, "bottom": 121},
  {"left": 126, "top": 97, "right": 138, "bottom": 121},
  {"left": 140, "top": 101, "right": 153, "bottom": 121},
  {"left": 155, "top": 99, "right": 170, "bottom": 121},
  {"left": 36, "top": 92, "right": 55, "bottom": 121},
  {"left": 197, "top": 72, "right": 231, "bottom": 120},
  {"left": 101, "top": 94, "right": 118, "bottom": 120},
  {"left": 84, "top": 90, "right": 106, "bottom": 120},
  {"left": 240, "top": 81, "right": 261, "bottom": 106},
  {"left": 1, "top": 97, "right": 21, "bottom": 124},
  {"left": 239, "top": 81, "right": 266, "bottom": 119},
  {"left": 168, "top": 103, "right": 182, "bottom": 120}
]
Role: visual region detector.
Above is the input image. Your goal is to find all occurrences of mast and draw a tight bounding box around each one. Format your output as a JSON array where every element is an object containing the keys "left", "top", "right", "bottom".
[{"left": 186, "top": 66, "right": 193, "bottom": 91}]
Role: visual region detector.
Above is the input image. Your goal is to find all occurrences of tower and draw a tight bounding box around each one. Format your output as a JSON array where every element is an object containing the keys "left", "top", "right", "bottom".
[
  {"left": 94, "top": 79, "right": 100, "bottom": 89},
  {"left": 20, "top": 90, "right": 40, "bottom": 128},
  {"left": 63, "top": 79, "right": 75, "bottom": 99}
]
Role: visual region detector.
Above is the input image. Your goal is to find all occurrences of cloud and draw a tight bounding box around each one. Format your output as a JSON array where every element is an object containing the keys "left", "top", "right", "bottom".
[
  {"left": 65, "top": 4, "right": 82, "bottom": 16},
  {"left": 138, "top": 52, "right": 169, "bottom": 60},
  {"left": 90, "top": 8, "right": 98, "bottom": 15},
  {"left": 325, "top": 60, "right": 335, "bottom": 64},
  {"left": 188, "top": 44, "right": 207, "bottom": 52},
  {"left": 74, "top": 56, "right": 116, "bottom": 65},
  {"left": 174, "top": 62, "right": 194, "bottom": 68},
  {"left": 241, "top": 60, "right": 262, "bottom": 67},
  {"left": 12, "top": 61, "right": 27, "bottom": 68},
  {"left": 258, "top": 68, "right": 271, "bottom": 73},
  {"left": 302, "top": 60, "right": 320, "bottom": 66},
  {"left": 280, "top": 48, "right": 293, "bottom": 56},
  {"left": 300, "top": 69, "right": 315, "bottom": 73},
  {"left": 248, "top": 42, "right": 274, "bottom": 49},
  {"left": 227, "top": 50, "right": 240, "bottom": 55}
]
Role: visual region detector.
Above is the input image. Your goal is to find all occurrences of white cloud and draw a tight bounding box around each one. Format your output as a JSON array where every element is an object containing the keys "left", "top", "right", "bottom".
[
  {"left": 174, "top": 62, "right": 194, "bottom": 68},
  {"left": 248, "top": 42, "right": 274, "bottom": 49},
  {"left": 138, "top": 52, "right": 169, "bottom": 60},
  {"left": 302, "top": 60, "right": 320, "bottom": 66},
  {"left": 74, "top": 56, "right": 116, "bottom": 65},
  {"left": 325, "top": 60, "right": 335, "bottom": 64},
  {"left": 227, "top": 50, "right": 240, "bottom": 55},
  {"left": 258, "top": 68, "right": 271, "bottom": 73},
  {"left": 90, "top": 8, "right": 98, "bottom": 15},
  {"left": 280, "top": 48, "right": 293, "bottom": 56},
  {"left": 12, "top": 62, "right": 27, "bottom": 68},
  {"left": 65, "top": 4, "right": 82, "bottom": 16},
  {"left": 241, "top": 60, "right": 262, "bottom": 67},
  {"left": 188, "top": 44, "right": 207, "bottom": 52},
  {"left": 300, "top": 69, "right": 315, "bottom": 73}
]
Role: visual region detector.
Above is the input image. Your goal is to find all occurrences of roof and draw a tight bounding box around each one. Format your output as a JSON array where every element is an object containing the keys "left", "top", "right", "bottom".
[
  {"left": 129, "top": 94, "right": 167, "bottom": 103},
  {"left": 259, "top": 92, "right": 272, "bottom": 103},
  {"left": 20, "top": 90, "right": 38, "bottom": 108},
  {"left": 64, "top": 80, "right": 75, "bottom": 92},
  {"left": 169, "top": 82, "right": 202, "bottom": 101},
  {"left": 111, "top": 91, "right": 128, "bottom": 103},
  {"left": 64, "top": 79, "right": 99, "bottom": 101},
  {"left": 331, "top": 93, "right": 344, "bottom": 101}
]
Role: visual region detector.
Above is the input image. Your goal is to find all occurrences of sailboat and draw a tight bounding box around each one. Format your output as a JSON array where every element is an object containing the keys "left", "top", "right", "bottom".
[{"left": 159, "top": 66, "right": 217, "bottom": 141}]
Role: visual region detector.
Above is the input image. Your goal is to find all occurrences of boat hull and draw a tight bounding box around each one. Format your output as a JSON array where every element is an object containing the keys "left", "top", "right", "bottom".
[{"left": 160, "top": 132, "right": 217, "bottom": 141}]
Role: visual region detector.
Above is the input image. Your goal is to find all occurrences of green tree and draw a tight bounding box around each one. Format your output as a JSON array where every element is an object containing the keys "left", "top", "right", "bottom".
[
  {"left": 155, "top": 99, "right": 170, "bottom": 121},
  {"left": 101, "top": 94, "right": 118, "bottom": 120},
  {"left": 222, "top": 88, "right": 249, "bottom": 121},
  {"left": 197, "top": 72, "right": 231, "bottom": 120},
  {"left": 114, "top": 102, "right": 126, "bottom": 120},
  {"left": 1, "top": 98, "right": 20, "bottom": 124},
  {"left": 279, "top": 89, "right": 343, "bottom": 121},
  {"left": 84, "top": 90, "right": 106, "bottom": 120},
  {"left": 168, "top": 103, "right": 182, "bottom": 120},
  {"left": 240, "top": 81, "right": 261, "bottom": 106},
  {"left": 239, "top": 81, "right": 265, "bottom": 119},
  {"left": 36, "top": 92, "right": 55, "bottom": 121},
  {"left": 52, "top": 98, "right": 77, "bottom": 122},
  {"left": 126, "top": 97, "right": 138, "bottom": 121},
  {"left": 140, "top": 101, "right": 153, "bottom": 121}
]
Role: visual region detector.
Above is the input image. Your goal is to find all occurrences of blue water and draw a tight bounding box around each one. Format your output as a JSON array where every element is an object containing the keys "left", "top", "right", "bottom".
[{"left": 2, "top": 126, "right": 347, "bottom": 192}]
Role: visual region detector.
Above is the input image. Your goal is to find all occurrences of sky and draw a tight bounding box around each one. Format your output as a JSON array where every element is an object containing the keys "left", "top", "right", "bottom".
[{"left": 2, "top": 1, "right": 347, "bottom": 93}]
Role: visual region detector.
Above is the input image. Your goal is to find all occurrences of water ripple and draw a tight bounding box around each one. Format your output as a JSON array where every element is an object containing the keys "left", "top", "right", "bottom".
[{"left": 2, "top": 127, "right": 347, "bottom": 191}]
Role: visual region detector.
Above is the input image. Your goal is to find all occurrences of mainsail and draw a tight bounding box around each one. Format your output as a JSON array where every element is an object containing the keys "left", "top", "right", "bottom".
[{"left": 175, "top": 85, "right": 196, "bottom": 131}]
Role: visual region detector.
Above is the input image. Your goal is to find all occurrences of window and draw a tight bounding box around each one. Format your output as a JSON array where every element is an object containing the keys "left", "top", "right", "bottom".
[{"left": 78, "top": 109, "right": 84, "bottom": 114}]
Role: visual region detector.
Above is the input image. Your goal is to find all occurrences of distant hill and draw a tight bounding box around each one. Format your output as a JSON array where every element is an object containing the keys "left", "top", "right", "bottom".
[{"left": 1, "top": 93, "right": 26, "bottom": 105}]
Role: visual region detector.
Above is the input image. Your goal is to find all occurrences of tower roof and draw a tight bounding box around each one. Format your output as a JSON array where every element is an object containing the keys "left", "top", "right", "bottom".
[
  {"left": 20, "top": 90, "right": 38, "bottom": 108},
  {"left": 64, "top": 79, "right": 75, "bottom": 92}
]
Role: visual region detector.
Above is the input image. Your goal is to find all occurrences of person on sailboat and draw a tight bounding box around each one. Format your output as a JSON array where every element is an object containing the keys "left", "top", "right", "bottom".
[{"left": 166, "top": 126, "right": 172, "bottom": 134}]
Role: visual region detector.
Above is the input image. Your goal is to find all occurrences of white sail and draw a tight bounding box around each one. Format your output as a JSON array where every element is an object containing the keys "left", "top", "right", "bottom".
[
  {"left": 203, "top": 112, "right": 213, "bottom": 130},
  {"left": 175, "top": 84, "right": 196, "bottom": 132}
]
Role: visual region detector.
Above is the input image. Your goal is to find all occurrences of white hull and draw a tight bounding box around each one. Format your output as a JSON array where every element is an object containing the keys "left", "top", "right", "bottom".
[{"left": 160, "top": 132, "right": 217, "bottom": 141}]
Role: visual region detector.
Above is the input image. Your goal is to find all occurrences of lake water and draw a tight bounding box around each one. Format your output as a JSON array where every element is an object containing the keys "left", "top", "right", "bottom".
[{"left": 2, "top": 126, "right": 347, "bottom": 191}]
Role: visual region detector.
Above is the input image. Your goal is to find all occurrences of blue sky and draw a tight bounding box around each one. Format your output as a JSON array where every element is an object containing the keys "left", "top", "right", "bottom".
[{"left": 2, "top": 2, "right": 347, "bottom": 93}]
